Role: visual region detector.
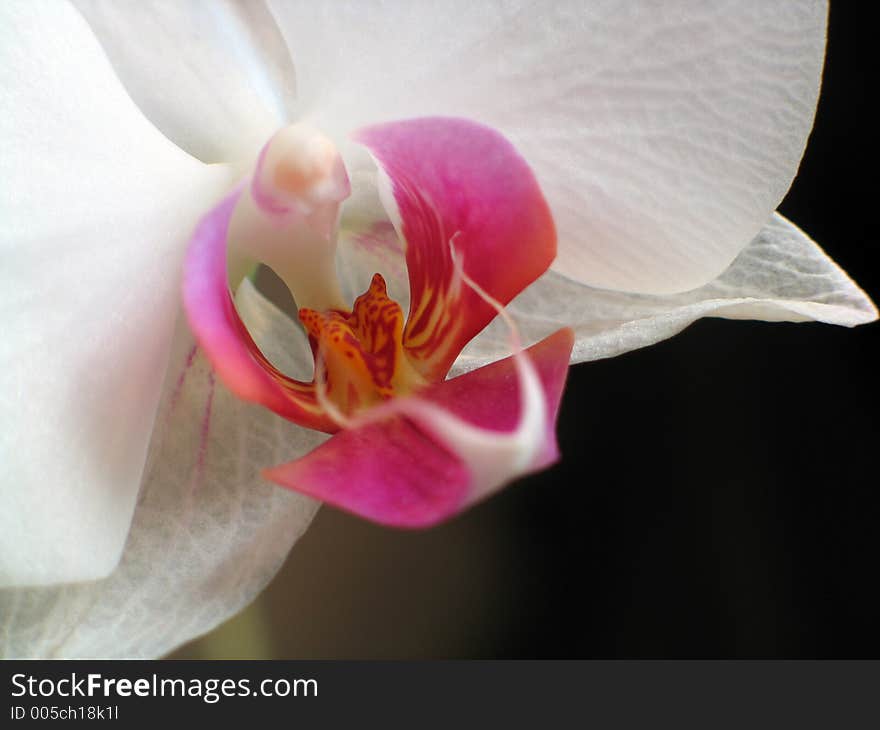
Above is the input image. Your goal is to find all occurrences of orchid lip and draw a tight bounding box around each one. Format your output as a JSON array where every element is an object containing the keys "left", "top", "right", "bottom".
[{"left": 183, "top": 116, "right": 566, "bottom": 526}]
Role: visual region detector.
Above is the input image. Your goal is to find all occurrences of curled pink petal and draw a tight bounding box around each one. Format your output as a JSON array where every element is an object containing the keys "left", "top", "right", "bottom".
[
  {"left": 182, "top": 185, "right": 336, "bottom": 432},
  {"left": 354, "top": 117, "right": 557, "bottom": 381},
  {"left": 264, "top": 329, "right": 574, "bottom": 527}
]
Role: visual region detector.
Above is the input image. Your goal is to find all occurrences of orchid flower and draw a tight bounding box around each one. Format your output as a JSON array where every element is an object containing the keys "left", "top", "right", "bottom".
[{"left": 0, "top": 0, "right": 875, "bottom": 659}]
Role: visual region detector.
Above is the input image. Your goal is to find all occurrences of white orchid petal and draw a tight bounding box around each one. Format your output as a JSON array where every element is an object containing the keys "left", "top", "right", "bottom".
[
  {"left": 455, "top": 213, "right": 877, "bottom": 374},
  {"left": 0, "top": 0, "right": 234, "bottom": 587},
  {"left": 73, "top": 0, "right": 296, "bottom": 166},
  {"left": 268, "top": 0, "right": 827, "bottom": 294},
  {"left": 0, "top": 286, "right": 323, "bottom": 659}
]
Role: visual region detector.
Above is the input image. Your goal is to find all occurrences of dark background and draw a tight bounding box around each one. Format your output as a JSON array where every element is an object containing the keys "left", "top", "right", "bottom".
[{"left": 175, "top": 4, "right": 878, "bottom": 659}]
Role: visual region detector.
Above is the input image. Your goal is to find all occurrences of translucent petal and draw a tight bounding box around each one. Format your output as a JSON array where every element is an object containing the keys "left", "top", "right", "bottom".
[
  {"left": 268, "top": 0, "right": 827, "bottom": 294},
  {"left": 0, "top": 0, "right": 234, "bottom": 586},
  {"left": 455, "top": 214, "right": 878, "bottom": 375},
  {"left": 73, "top": 0, "right": 296, "bottom": 166},
  {"left": 0, "top": 288, "right": 322, "bottom": 659}
]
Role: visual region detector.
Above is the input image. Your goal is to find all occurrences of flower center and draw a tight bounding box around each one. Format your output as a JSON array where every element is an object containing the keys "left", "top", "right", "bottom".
[
  {"left": 300, "top": 273, "right": 424, "bottom": 418},
  {"left": 227, "top": 123, "right": 430, "bottom": 421}
]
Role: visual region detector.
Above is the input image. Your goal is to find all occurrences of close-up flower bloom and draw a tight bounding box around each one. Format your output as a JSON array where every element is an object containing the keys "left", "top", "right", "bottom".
[{"left": 0, "top": 0, "right": 875, "bottom": 658}]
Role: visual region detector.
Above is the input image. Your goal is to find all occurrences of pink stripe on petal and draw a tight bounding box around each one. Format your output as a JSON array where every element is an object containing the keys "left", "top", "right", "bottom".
[
  {"left": 182, "top": 185, "right": 335, "bottom": 432},
  {"left": 264, "top": 329, "right": 573, "bottom": 527},
  {"left": 354, "top": 117, "right": 557, "bottom": 381}
]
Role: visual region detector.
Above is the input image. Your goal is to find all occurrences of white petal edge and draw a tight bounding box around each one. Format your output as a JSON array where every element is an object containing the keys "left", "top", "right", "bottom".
[
  {"left": 73, "top": 0, "right": 296, "bottom": 168},
  {"left": 0, "top": 0, "right": 235, "bottom": 587},
  {"left": 268, "top": 0, "right": 827, "bottom": 294},
  {"left": 0, "top": 285, "right": 323, "bottom": 659},
  {"left": 454, "top": 213, "right": 878, "bottom": 375}
]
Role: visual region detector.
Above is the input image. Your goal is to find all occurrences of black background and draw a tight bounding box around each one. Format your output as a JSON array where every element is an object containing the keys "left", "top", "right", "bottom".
[
  {"left": 176, "top": 4, "right": 879, "bottom": 660},
  {"left": 507, "top": 2, "right": 879, "bottom": 658}
]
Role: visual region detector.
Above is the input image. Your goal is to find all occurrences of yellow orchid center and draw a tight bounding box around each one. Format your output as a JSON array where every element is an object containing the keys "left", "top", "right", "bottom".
[{"left": 299, "top": 273, "right": 425, "bottom": 417}]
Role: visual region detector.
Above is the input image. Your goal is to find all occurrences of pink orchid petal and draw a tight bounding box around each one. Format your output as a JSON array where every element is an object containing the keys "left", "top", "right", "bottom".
[
  {"left": 264, "top": 329, "right": 574, "bottom": 527},
  {"left": 182, "top": 185, "right": 336, "bottom": 432},
  {"left": 354, "top": 117, "right": 557, "bottom": 381}
]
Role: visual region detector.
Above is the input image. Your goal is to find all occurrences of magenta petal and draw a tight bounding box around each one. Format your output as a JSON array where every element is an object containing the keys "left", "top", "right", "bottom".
[
  {"left": 267, "top": 417, "right": 472, "bottom": 528},
  {"left": 354, "top": 117, "right": 557, "bottom": 381},
  {"left": 264, "top": 329, "right": 574, "bottom": 527},
  {"left": 421, "top": 328, "right": 574, "bottom": 472},
  {"left": 182, "top": 185, "right": 334, "bottom": 432}
]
